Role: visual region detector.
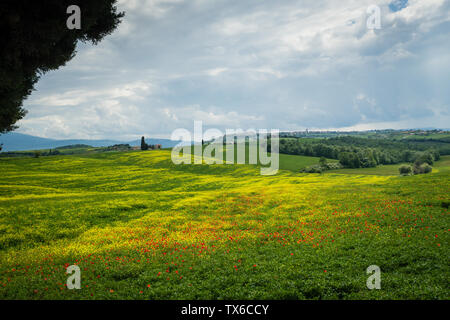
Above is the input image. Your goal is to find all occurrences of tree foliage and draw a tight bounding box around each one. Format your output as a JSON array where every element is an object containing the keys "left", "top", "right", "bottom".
[
  {"left": 279, "top": 137, "right": 442, "bottom": 169},
  {"left": 141, "top": 136, "right": 148, "bottom": 151},
  {"left": 399, "top": 165, "right": 412, "bottom": 175},
  {"left": 0, "top": 0, "right": 124, "bottom": 133}
]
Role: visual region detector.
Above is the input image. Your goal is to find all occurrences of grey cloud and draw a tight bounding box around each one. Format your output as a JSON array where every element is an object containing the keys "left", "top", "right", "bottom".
[{"left": 16, "top": 0, "right": 450, "bottom": 139}]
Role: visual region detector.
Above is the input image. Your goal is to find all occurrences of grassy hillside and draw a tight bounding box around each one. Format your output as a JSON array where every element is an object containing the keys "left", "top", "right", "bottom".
[
  {"left": 0, "top": 150, "right": 448, "bottom": 299},
  {"left": 278, "top": 153, "right": 335, "bottom": 172}
]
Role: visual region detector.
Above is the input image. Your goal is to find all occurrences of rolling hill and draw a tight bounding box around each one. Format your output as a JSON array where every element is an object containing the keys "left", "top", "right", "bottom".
[{"left": 0, "top": 132, "right": 180, "bottom": 152}]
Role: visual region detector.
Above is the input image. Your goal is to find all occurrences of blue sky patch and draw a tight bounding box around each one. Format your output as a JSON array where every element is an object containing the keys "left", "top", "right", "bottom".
[{"left": 389, "top": 0, "right": 408, "bottom": 12}]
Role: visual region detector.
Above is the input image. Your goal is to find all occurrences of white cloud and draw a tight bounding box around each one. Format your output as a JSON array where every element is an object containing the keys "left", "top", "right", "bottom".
[
  {"left": 30, "top": 81, "right": 154, "bottom": 107},
  {"left": 206, "top": 67, "right": 228, "bottom": 76}
]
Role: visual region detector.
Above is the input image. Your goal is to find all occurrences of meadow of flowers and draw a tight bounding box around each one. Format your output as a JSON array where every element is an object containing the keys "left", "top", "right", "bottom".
[{"left": 0, "top": 151, "right": 448, "bottom": 299}]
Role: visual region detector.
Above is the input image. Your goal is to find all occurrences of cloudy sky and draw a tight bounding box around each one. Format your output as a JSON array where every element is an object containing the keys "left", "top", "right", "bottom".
[{"left": 17, "top": 0, "right": 450, "bottom": 140}]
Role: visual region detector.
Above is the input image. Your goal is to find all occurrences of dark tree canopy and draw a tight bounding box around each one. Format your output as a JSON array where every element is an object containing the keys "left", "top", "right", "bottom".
[
  {"left": 0, "top": 0, "right": 124, "bottom": 133},
  {"left": 141, "top": 136, "right": 149, "bottom": 150}
]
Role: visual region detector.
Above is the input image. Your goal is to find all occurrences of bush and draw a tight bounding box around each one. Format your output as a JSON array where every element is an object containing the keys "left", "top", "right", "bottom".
[
  {"left": 302, "top": 162, "right": 342, "bottom": 173},
  {"left": 399, "top": 165, "right": 412, "bottom": 175},
  {"left": 421, "top": 163, "right": 432, "bottom": 174},
  {"left": 302, "top": 164, "right": 323, "bottom": 173},
  {"left": 413, "top": 163, "right": 432, "bottom": 175},
  {"left": 323, "top": 162, "right": 342, "bottom": 170}
]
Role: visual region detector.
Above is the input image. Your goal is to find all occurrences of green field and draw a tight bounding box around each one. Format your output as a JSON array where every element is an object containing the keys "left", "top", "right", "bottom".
[
  {"left": 0, "top": 150, "right": 449, "bottom": 299},
  {"left": 278, "top": 153, "right": 335, "bottom": 172}
]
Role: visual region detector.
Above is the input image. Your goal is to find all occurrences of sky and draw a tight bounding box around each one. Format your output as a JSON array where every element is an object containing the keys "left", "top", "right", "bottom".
[{"left": 17, "top": 0, "right": 450, "bottom": 140}]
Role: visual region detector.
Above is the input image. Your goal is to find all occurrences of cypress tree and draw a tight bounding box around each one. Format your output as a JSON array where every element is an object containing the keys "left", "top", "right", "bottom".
[{"left": 141, "top": 136, "right": 148, "bottom": 150}]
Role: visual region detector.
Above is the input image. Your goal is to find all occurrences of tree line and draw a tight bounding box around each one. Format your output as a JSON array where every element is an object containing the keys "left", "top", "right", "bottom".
[{"left": 278, "top": 136, "right": 444, "bottom": 169}]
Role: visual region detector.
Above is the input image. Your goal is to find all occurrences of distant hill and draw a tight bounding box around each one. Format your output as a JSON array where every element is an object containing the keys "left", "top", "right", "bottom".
[
  {"left": 126, "top": 138, "right": 185, "bottom": 148},
  {"left": 0, "top": 132, "right": 181, "bottom": 152}
]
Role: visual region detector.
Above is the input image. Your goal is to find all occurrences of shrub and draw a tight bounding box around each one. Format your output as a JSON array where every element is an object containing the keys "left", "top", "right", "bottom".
[
  {"left": 302, "top": 164, "right": 323, "bottom": 173},
  {"left": 399, "top": 165, "right": 412, "bottom": 175},
  {"left": 413, "top": 163, "right": 433, "bottom": 175},
  {"left": 421, "top": 163, "right": 432, "bottom": 174},
  {"left": 302, "top": 162, "right": 342, "bottom": 173},
  {"left": 324, "top": 162, "right": 342, "bottom": 170}
]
